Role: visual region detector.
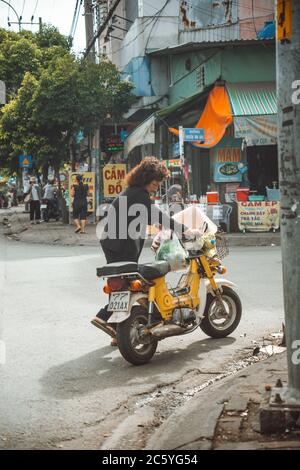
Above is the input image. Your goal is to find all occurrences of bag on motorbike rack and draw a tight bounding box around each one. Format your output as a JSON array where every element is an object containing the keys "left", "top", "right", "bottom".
[{"left": 155, "top": 232, "right": 188, "bottom": 272}]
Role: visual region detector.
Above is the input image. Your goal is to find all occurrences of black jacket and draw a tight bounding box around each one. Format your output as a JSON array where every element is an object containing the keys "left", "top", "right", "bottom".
[{"left": 100, "top": 186, "right": 186, "bottom": 262}]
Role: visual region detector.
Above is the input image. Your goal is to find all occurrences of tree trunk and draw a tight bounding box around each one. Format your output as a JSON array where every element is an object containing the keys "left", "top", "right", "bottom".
[
  {"left": 70, "top": 135, "right": 77, "bottom": 172},
  {"left": 54, "top": 161, "right": 69, "bottom": 224},
  {"left": 42, "top": 162, "right": 49, "bottom": 184}
]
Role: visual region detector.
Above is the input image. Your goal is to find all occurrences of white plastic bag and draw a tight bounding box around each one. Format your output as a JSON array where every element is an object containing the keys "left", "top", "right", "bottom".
[{"left": 172, "top": 205, "right": 217, "bottom": 234}]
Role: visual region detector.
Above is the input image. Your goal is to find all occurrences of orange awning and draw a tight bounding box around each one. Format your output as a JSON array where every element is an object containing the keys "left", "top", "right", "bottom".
[{"left": 169, "top": 85, "right": 233, "bottom": 148}]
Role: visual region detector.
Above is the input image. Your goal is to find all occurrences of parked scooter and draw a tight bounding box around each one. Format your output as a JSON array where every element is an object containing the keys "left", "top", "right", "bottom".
[
  {"left": 41, "top": 192, "right": 60, "bottom": 222},
  {"left": 96, "top": 233, "right": 242, "bottom": 365}
]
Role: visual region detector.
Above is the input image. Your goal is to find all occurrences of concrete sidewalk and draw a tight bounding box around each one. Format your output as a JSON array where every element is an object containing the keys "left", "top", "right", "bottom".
[
  {"left": 1, "top": 206, "right": 280, "bottom": 247},
  {"left": 0, "top": 206, "right": 100, "bottom": 246},
  {"left": 146, "top": 350, "right": 300, "bottom": 450}
]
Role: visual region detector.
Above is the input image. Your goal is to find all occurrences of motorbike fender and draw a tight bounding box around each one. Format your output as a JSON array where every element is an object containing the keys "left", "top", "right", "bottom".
[
  {"left": 198, "top": 279, "right": 237, "bottom": 317},
  {"left": 205, "top": 278, "right": 237, "bottom": 297},
  {"left": 107, "top": 292, "right": 148, "bottom": 324}
]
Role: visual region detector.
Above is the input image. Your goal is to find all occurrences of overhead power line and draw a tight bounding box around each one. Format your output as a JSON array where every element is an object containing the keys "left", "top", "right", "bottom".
[
  {"left": 69, "top": 0, "right": 80, "bottom": 38},
  {"left": 21, "top": 0, "right": 26, "bottom": 18},
  {"left": 71, "top": 0, "right": 83, "bottom": 40},
  {"left": 31, "top": 0, "right": 39, "bottom": 21}
]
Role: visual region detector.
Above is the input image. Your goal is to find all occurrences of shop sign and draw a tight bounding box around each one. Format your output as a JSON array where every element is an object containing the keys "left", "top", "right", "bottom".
[
  {"left": 103, "top": 164, "right": 127, "bottom": 197},
  {"left": 217, "top": 147, "right": 241, "bottom": 162},
  {"left": 166, "top": 158, "right": 182, "bottom": 168},
  {"left": 214, "top": 162, "right": 243, "bottom": 183},
  {"left": 183, "top": 128, "right": 205, "bottom": 142},
  {"left": 106, "top": 135, "right": 124, "bottom": 153},
  {"left": 234, "top": 115, "right": 277, "bottom": 146},
  {"left": 69, "top": 172, "right": 95, "bottom": 212},
  {"left": 238, "top": 201, "right": 280, "bottom": 232}
]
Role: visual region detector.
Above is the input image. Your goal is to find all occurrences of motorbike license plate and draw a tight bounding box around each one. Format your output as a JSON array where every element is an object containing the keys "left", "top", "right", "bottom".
[
  {"left": 41, "top": 204, "right": 47, "bottom": 209},
  {"left": 108, "top": 292, "right": 130, "bottom": 312}
]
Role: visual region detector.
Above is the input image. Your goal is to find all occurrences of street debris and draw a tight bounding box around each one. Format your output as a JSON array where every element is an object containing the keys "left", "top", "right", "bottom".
[
  {"left": 259, "top": 345, "right": 286, "bottom": 356},
  {"left": 7, "top": 234, "right": 20, "bottom": 241}
]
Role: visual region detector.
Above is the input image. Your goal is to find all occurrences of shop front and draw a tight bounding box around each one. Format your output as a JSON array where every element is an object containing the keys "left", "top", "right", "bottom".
[
  {"left": 226, "top": 82, "right": 279, "bottom": 231},
  {"left": 189, "top": 83, "right": 279, "bottom": 232},
  {"left": 123, "top": 80, "right": 279, "bottom": 233}
]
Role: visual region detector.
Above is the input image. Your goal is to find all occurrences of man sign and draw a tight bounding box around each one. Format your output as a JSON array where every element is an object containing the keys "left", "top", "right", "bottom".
[{"left": 103, "top": 164, "right": 127, "bottom": 197}]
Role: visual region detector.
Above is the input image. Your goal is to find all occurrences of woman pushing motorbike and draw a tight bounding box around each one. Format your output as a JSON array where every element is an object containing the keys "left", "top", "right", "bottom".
[{"left": 91, "top": 156, "right": 202, "bottom": 345}]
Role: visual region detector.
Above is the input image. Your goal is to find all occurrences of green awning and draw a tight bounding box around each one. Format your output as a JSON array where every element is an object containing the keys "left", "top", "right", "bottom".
[{"left": 226, "top": 82, "right": 277, "bottom": 116}]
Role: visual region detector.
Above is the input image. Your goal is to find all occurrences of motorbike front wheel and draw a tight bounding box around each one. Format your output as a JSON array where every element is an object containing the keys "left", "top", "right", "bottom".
[
  {"left": 116, "top": 306, "right": 158, "bottom": 365},
  {"left": 200, "top": 286, "right": 242, "bottom": 339}
]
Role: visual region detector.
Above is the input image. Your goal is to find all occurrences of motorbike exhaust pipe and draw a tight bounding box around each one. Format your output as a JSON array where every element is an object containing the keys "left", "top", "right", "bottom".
[{"left": 150, "top": 323, "right": 187, "bottom": 339}]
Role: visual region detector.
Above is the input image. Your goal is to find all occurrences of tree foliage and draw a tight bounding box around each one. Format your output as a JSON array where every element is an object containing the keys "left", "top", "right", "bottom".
[{"left": 0, "top": 25, "right": 134, "bottom": 174}]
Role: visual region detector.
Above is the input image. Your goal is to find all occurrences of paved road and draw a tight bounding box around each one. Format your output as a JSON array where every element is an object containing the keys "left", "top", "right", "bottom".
[{"left": 0, "top": 239, "right": 283, "bottom": 449}]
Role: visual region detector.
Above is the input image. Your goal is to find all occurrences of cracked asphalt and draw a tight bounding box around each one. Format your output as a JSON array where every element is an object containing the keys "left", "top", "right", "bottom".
[{"left": 0, "top": 237, "right": 284, "bottom": 449}]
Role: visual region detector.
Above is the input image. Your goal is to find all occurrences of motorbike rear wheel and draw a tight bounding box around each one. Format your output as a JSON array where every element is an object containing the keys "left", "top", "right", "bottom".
[
  {"left": 116, "top": 306, "right": 158, "bottom": 365},
  {"left": 200, "top": 286, "right": 242, "bottom": 339}
]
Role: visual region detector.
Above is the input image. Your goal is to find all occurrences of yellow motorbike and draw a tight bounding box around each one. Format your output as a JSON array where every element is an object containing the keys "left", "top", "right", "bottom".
[{"left": 97, "top": 234, "right": 242, "bottom": 365}]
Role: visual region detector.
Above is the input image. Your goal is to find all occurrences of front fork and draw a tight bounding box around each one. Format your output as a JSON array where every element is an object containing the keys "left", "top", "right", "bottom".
[
  {"left": 147, "top": 286, "right": 156, "bottom": 327},
  {"left": 200, "top": 255, "right": 228, "bottom": 316}
]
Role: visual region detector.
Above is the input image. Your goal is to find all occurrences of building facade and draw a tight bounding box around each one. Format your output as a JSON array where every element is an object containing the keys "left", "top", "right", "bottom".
[{"left": 93, "top": 1, "right": 277, "bottom": 230}]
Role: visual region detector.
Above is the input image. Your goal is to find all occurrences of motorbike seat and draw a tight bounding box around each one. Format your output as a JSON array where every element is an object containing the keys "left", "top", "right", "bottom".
[
  {"left": 138, "top": 261, "right": 170, "bottom": 280},
  {"left": 97, "top": 262, "right": 138, "bottom": 277},
  {"left": 97, "top": 260, "right": 171, "bottom": 280}
]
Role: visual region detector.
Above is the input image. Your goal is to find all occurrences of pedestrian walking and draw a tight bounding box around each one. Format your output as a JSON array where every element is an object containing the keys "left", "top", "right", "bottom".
[
  {"left": 26, "top": 176, "right": 42, "bottom": 224},
  {"left": 70, "top": 174, "right": 88, "bottom": 234}
]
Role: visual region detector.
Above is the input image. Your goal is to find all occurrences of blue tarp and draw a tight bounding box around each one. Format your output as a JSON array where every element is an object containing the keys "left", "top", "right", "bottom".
[{"left": 257, "top": 21, "right": 275, "bottom": 40}]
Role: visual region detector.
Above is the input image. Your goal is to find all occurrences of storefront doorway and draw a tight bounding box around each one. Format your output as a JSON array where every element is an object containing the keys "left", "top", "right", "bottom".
[
  {"left": 247, "top": 145, "right": 278, "bottom": 195},
  {"left": 190, "top": 147, "right": 210, "bottom": 197}
]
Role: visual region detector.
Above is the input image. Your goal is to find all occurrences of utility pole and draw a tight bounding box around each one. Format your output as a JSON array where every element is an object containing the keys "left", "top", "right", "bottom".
[
  {"left": 83, "top": 0, "right": 122, "bottom": 59},
  {"left": 84, "top": 0, "right": 95, "bottom": 62},
  {"left": 84, "top": 0, "right": 101, "bottom": 219},
  {"left": 1, "top": 0, "right": 21, "bottom": 30},
  {"left": 260, "top": 0, "right": 300, "bottom": 432}
]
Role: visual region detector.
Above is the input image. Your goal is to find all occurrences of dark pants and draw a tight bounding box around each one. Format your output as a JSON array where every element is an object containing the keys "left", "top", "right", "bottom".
[
  {"left": 30, "top": 200, "right": 41, "bottom": 221},
  {"left": 97, "top": 248, "right": 138, "bottom": 323}
]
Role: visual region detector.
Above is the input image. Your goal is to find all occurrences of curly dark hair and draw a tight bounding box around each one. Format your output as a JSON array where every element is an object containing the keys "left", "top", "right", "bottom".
[{"left": 126, "top": 156, "right": 170, "bottom": 187}]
